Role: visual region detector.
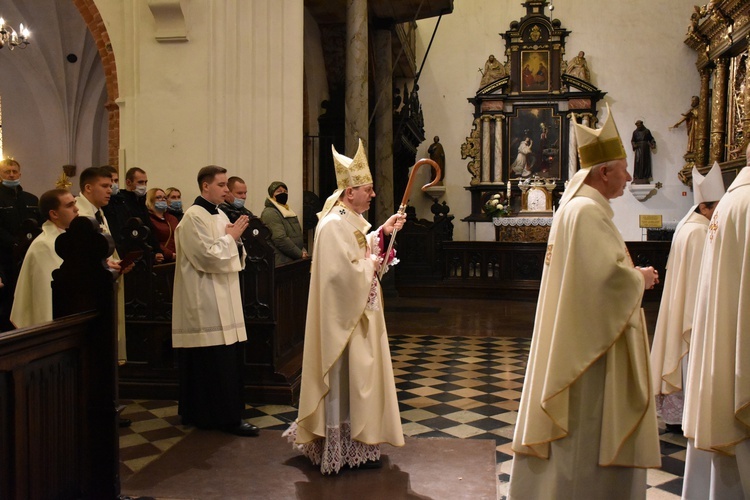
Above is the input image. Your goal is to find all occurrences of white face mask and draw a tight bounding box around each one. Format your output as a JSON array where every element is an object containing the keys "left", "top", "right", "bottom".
[
  {"left": 134, "top": 185, "right": 148, "bottom": 197},
  {"left": 111, "top": 183, "right": 119, "bottom": 195}
]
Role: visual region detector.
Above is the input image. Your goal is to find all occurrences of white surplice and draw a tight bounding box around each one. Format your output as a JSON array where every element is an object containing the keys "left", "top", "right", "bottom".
[{"left": 10, "top": 220, "right": 64, "bottom": 328}]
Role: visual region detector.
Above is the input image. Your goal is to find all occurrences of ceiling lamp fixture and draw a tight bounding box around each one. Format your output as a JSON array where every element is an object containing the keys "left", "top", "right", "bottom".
[{"left": 0, "top": 17, "right": 30, "bottom": 50}]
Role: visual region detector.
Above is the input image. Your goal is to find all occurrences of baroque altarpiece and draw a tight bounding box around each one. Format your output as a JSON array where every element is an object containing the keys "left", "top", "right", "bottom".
[
  {"left": 681, "top": 0, "right": 750, "bottom": 185},
  {"left": 460, "top": 1, "right": 605, "bottom": 233}
]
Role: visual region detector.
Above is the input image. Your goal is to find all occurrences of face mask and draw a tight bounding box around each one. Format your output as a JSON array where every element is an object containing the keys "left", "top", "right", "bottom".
[
  {"left": 154, "top": 201, "right": 168, "bottom": 211},
  {"left": 111, "top": 183, "right": 119, "bottom": 195},
  {"left": 232, "top": 198, "right": 245, "bottom": 209},
  {"left": 275, "top": 192, "right": 288, "bottom": 205},
  {"left": 134, "top": 185, "right": 148, "bottom": 197},
  {"left": 2, "top": 179, "right": 21, "bottom": 188},
  {"left": 169, "top": 200, "right": 182, "bottom": 211}
]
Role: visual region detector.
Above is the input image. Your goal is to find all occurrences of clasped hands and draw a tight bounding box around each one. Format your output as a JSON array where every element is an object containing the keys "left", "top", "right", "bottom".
[
  {"left": 226, "top": 215, "right": 250, "bottom": 241},
  {"left": 636, "top": 266, "right": 659, "bottom": 290}
]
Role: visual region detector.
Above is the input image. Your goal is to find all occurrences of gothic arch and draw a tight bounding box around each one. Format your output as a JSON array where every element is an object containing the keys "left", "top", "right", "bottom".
[{"left": 72, "top": 0, "right": 119, "bottom": 167}]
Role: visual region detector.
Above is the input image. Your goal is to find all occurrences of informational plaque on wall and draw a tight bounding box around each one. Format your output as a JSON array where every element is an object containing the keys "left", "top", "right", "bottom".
[{"left": 639, "top": 214, "right": 663, "bottom": 228}]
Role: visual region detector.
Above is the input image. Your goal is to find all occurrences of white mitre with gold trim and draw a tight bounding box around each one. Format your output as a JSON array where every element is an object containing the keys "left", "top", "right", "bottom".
[
  {"left": 674, "top": 162, "right": 727, "bottom": 234},
  {"left": 693, "top": 161, "right": 725, "bottom": 204},
  {"left": 559, "top": 104, "right": 627, "bottom": 209},
  {"left": 319, "top": 138, "right": 374, "bottom": 219}
]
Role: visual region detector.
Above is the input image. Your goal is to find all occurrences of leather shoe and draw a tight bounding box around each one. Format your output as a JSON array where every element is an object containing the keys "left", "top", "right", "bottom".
[
  {"left": 118, "top": 417, "right": 132, "bottom": 428},
  {"left": 221, "top": 421, "right": 259, "bottom": 437},
  {"left": 352, "top": 459, "right": 382, "bottom": 470}
]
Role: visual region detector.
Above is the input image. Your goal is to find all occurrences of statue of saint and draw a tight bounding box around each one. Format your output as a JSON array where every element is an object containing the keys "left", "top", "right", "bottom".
[
  {"left": 564, "top": 51, "right": 590, "bottom": 81},
  {"left": 480, "top": 55, "right": 506, "bottom": 87},
  {"left": 631, "top": 120, "right": 656, "bottom": 183},
  {"left": 428, "top": 136, "right": 446, "bottom": 182},
  {"left": 670, "top": 96, "right": 699, "bottom": 155}
]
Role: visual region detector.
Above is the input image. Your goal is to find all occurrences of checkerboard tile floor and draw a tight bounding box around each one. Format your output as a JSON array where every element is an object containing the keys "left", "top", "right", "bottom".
[{"left": 120, "top": 335, "right": 687, "bottom": 499}]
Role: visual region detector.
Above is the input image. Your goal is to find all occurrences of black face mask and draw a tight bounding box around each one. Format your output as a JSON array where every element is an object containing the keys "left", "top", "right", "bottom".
[{"left": 275, "top": 193, "right": 288, "bottom": 205}]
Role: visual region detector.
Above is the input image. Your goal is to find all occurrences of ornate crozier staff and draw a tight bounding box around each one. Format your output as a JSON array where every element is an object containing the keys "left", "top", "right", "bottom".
[{"left": 378, "top": 158, "right": 442, "bottom": 279}]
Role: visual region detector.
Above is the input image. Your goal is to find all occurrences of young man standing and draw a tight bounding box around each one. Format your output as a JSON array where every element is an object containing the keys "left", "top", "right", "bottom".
[
  {"left": 171, "top": 165, "right": 258, "bottom": 437},
  {"left": 11, "top": 189, "right": 79, "bottom": 328}
]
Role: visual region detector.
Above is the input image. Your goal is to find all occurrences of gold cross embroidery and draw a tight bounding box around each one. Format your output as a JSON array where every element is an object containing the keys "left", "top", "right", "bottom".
[
  {"left": 545, "top": 244, "right": 553, "bottom": 265},
  {"left": 708, "top": 211, "right": 719, "bottom": 242}
]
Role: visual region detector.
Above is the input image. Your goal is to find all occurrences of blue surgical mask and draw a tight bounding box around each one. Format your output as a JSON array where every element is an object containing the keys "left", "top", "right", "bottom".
[
  {"left": 134, "top": 185, "right": 148, "bottom": 197},
  {"left": 2, "top": 179, "right": 21, "bottom": 188},
  {"left": 232, "top": 198, "right": 245, "bottom": 209},
  {"left": 169, "top": 200, "right": 182, "bottom": 211},
  {"left": 154, "top": 201, "right": 168, "bottom": 211},
  {"left": 111, "top": 183, "right": 119, "bottom": 195}
]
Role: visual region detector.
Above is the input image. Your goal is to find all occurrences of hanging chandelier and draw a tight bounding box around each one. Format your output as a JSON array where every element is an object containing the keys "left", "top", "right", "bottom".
[{"left": 0, "top": 17, "right": 30, "bottom": 50}]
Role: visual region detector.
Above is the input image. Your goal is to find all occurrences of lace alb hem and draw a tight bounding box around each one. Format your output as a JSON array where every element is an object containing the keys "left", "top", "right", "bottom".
[
  {"left": 655, "top": 392, "right": 684, "bottom": 425},
  {"left": 283, "top": 421, "right": 381, "bottom": 475}
]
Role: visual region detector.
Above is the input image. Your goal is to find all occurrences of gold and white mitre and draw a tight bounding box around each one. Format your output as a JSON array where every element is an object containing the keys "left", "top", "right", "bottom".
[
  {"left": 560, "top": 104, "right": 626, "bottom": 209},
  {"left": 319, "top": 138, "right": 374, "bottom": 219}
]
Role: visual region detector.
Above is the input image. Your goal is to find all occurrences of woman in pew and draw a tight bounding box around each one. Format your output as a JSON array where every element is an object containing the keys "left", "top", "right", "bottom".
[
  {"left": 146, "top": 188, "right": 178, "bottom": 262},
  {"left": 165, "top": 186, "right": 184, "bottom": 221}
]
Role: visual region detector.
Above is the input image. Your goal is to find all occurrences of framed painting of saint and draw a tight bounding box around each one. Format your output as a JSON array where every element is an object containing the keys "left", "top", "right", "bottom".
[
  {"left": 507, "top": 106, "right": 561, "bottom": 180},
  {"left": 520, "top": 50, "right": 550, "bottom": 93}
]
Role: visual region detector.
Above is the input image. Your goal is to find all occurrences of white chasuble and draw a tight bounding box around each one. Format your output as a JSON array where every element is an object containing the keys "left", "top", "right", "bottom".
[
  {"left": 684, "top": 167, "right": 750, "bottom": 454},
  {"left": 649, "top": 211, "right": 708, "bottom": 423},
  {"left": 11, "top": 221, "right": 64, "bottom": 328},
  {"left": 510, "top": 184, "right": 660, "bottom": 499},
  {"left": 171, "top": 205, "right": 246, "bottom": 347},
  {"left": 295, "top": 204, "right": 404, "bottom": 450}
]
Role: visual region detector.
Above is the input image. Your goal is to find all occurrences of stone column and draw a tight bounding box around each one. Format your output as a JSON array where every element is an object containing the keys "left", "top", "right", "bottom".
[
  {"left": 709, "top": 58, "right": 729, "bottom": 163},
  {"left": 481, "top": 115, "right": 491, "bottom": 183},
  {"left": 695, "top": 65, "right": 712, "bottom": 166},
  {"left": 493, "top": 115, "right": 504, "bottom": 183},
  {"left": 345, "top": 0, "right": 368, "bottom": 153},
  {"left": 568, "top": 115, "right": 578, "bottom": 179},
  {"left": 374, "top": 28, "right": 394, "bottom": 223}
]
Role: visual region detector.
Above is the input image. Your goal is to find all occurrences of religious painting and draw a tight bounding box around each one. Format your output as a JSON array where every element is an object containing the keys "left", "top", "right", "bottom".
[
  {"left": 507, "top": 107, "right": 561, "bottom": 180},
  {"left": 520, "top": 50, "right": 550, "bottom": 93}
]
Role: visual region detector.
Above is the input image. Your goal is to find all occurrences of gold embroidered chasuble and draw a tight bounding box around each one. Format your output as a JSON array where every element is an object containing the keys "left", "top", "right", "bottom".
[
  {"left": 684, "top": 166, "right": 750, "bottom": 454},
  {"left": 295, "top": 204, "right": 404, "bottom": 448},
  {"left": 512, "top": 183, "right": 660, "bottom": 468}
]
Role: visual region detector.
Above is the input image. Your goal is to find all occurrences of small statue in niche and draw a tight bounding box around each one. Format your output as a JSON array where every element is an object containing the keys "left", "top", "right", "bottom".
[
  {"left": 670, "top": 95, "right": 699, "bottom": 155},
  {"left": 564, "top": 51, "right": 590, "bottom": 81},
  {"left": 479, "top": 54, "right": 506, "bottom": 87},
  {"left": 631, "top": 120, "right": 656, "bottom": 183},
  {"left": 427, "top": 135, "right": 446, "bottom": 183}
]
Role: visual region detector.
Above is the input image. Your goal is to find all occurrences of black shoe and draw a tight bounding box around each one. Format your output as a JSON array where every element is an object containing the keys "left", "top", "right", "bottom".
[
  {"left": 119, "top": 418, "right": 132, "bottom": 428},
  {"left": 221, "top": 421, "right": 259, "bottom": 437},
  {"left": 353, "top": 459, "right": 382, "bottom": 470},
  {"left": 665, "top": 423, "right": 683, "bottom": 435}
]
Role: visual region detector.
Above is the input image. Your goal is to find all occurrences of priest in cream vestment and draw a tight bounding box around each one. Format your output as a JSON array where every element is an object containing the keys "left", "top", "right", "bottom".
[
  {"left": 284, "top": 139, "right": 405, "bottom": 474},
  {"left": 650, "top": 163, "right": 724, "bottom": 432},
  {"left": 509, "top": 106, "right": 661, "bottom": 500},
  {"left": 11, "top": 189, "right": 79, "bottom": 328},
  {"left": 682, "top": 163, "right": 750, "bottom": 499}
]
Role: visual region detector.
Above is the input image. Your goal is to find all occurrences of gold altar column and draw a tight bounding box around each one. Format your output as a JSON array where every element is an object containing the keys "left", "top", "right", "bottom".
[
  {"left": 481, "top": 115, "right": 492, "bottom": 183},
  {"left": 345, "top": 0, "right": 368, "bottom": 153},
  {"left": 374, "top": 28, "right": 394, "bottom": 223},
  {"left": 493, "top": 115, "right": 504, "bottom": 183},
  {"left": 709, "top": 58, "right": 729, "bottom": 163},
  {"left": 695, "top": 65, "right": 712, "bottom": 167}
]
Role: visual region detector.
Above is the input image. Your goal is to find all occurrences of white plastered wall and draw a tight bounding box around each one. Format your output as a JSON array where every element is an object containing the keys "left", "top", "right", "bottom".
[
  {"left": 413, "top": 0, "right": 700, "bottom": 241},
  {"left": 94, "top": 0, "right": 304, "bottom": 215}
]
